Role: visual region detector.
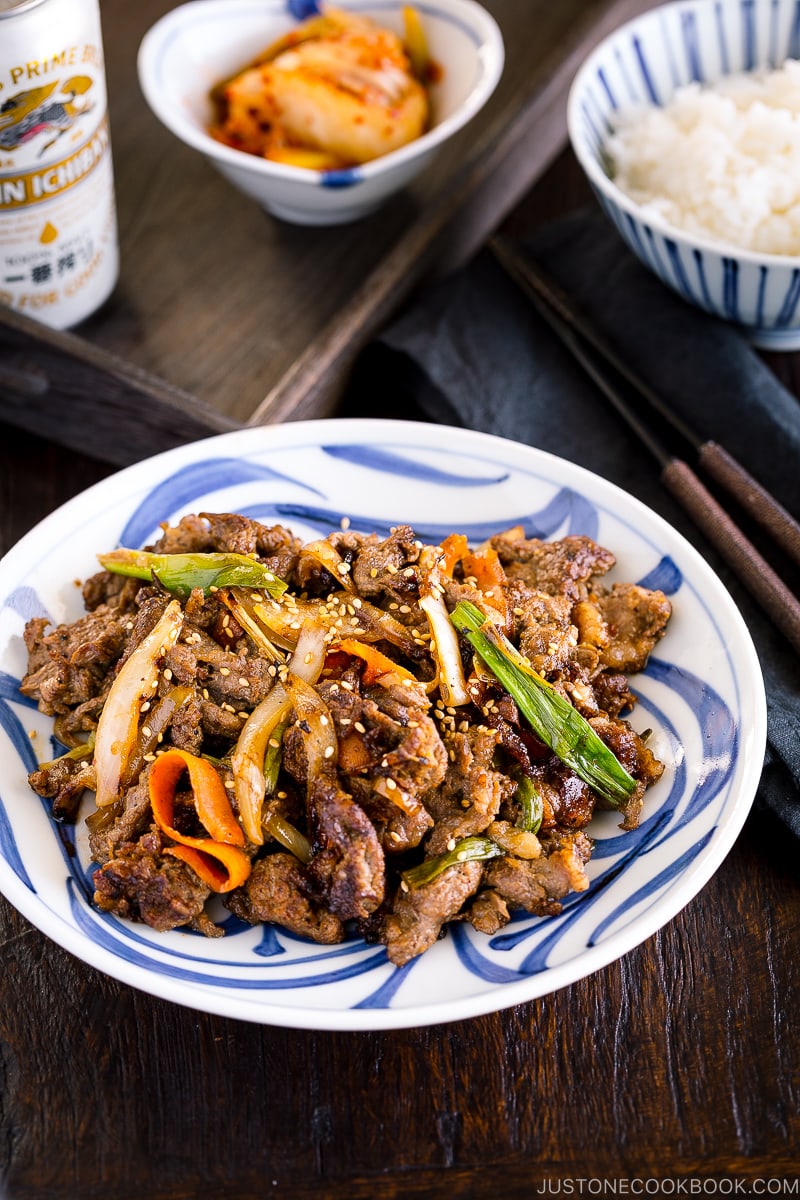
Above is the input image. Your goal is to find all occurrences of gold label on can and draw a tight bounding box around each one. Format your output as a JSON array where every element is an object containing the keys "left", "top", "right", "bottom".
[{"left": 0, "top": 5, "right": 119, "bottom": 328}]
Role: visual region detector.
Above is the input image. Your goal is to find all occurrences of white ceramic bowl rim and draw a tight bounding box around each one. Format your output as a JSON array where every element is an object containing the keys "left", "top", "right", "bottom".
[
  {"left": 138, "top": 0, "right": 505, "bottom": 186},
  {"left": 568, "top": 0, "right": 800, "bottom": 268}
]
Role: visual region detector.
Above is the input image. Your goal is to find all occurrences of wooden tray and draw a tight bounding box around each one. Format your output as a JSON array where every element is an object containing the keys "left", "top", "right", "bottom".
[{"left": 0, "top": 0, "right": 656, "bottom": 466}]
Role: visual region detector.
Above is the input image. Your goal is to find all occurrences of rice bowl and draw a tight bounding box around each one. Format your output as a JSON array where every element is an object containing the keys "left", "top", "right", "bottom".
[
  {"left": 568, "top": 0, "right": 800, "bottom": 350},
  {"left": 607, "top": 60, "right": 800, "bottom": 256}
]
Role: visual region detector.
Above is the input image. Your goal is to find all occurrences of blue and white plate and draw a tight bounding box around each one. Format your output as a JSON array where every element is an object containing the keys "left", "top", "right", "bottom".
[{"left": 0, "top": 419, "right": 766, "bottom": 1030}]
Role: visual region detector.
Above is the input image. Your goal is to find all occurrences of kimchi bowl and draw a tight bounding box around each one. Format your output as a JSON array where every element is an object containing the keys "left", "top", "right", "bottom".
[{"left": 137, "top": 0, "right": 504, "bottom": 225}]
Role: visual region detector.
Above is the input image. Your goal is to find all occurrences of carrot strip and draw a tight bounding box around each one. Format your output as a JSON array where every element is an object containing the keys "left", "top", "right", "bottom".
[
  {"left": 163, "top": 842, "right": 251, "bottom": 893},
  {"left": 149, "top": 748, "right": 244, "bottom": 846},
  {"left": 438, "top": 532, "right": 469, "bottom": 576},
  {"left": 148, "top": 748, "right": 251, "bottom": 893},
  {"left": 462, "top": 546, "right": 510, "bottom": 626},
  {"left": 336, "top": 638, "right": 416, "bottom": 685}
]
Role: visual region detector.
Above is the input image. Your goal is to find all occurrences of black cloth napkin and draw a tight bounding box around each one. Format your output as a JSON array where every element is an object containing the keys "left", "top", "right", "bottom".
[{"left": 343, "top": 208, "right": 800, "bottom": 842}]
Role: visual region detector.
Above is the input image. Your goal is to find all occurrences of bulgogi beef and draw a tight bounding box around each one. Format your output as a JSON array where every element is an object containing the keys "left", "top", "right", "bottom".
[{"left": 22, "top": 513, "right": 672, "bottom": 965}]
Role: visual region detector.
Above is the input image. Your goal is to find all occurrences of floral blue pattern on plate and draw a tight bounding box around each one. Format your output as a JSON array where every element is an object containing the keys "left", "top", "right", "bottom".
[{"left": 0, "top": 419, "right": 766, "bottom": 1030}]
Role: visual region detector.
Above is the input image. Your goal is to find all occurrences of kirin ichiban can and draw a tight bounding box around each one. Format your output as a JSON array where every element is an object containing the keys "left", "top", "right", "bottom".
[{"left": 0, "top": 0, "right": 119, "bottom": 328}]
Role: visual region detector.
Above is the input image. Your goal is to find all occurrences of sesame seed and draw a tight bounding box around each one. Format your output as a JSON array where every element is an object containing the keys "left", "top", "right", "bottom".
[
  {"left": 354, "top": 720, "right": 366, "bottom": 733},
  {"left": 340, "top": 516, "right": 351, "bottom": 530},
  {"left": 141, "top": 726, "right": 152, "bottom": 739},
  {"left": 320, "top": 714, "right": 329, "bottom": 726},
  {"left": 370, "top": 568, "right": 379, "bottom": 578},
  {"left": 225, "top": 779, "right": 235, "bottom": 789},
  {"left": 447, "top": 838, "right": 456, "bottom": 851},
  {"left": 163, "top": 668, "right": 173, "bottom": 681},
  {"left": 340, "top": 717, "right": 351, "bottom": 725},
  {"left": 324, "top": 745, "right": 335, "bottom": 759},
  {"left": 389, "top": 831, "right": 402, "bottom": 843},
  {"left": 400, "top": 880, "right": 409, "bottom": 892},
  {"left": 141, "top": 701, "right": 151, "bottom": 713},
  {"left": 268, "top": 738, "right": 281, "bottom": 749},
  {"left": 143, "top": 753, "right": 156, "bottom": 762},
  {"left": 385, "top": 778, "right": 397, "bottom": 790},
  {"left": 220, "top": 667, "right": 230, "bottom": 676}
]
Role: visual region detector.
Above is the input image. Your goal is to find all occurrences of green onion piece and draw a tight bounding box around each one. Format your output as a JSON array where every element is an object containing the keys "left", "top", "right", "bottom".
[
  {"left": 37, "top": 731, "right": 95, "bottom": 771},
  {"left": 402, "top": 835, "right": 504, "bottom": 888},
  {"left": 98, "top": 549, "right": 287, "bottom": 599},
  {"left": 263, "top": 809, "right": 312, "bottom": 864},
  {"left": 514, "top": 774, "right": 543, "bottom": 834},
  {"left": 451, "top": 600, "right": 636, "bottom": 808},
  {"left": 263, "top": 719, "right": 289, "bottom": 795}
]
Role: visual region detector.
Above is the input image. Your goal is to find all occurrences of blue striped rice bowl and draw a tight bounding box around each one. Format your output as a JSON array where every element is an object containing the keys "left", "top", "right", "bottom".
[{"left": 568, "top": 0, "right": 800, "bottom": 350}]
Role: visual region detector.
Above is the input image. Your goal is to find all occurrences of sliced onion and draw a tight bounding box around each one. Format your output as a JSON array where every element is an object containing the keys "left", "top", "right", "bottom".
[
  {"left": 289, "top": 618, "right": 328, "bottom": 684},
  {"left": 93, "top": 600, "right": 184, "bottom": 807},
  {"left": 219, "top": 588, "right": 286, "bottom": 659},
  {"left": 285, "top": 675, "right": 337, "bottom": 774},
  {"left": 231, "top": 685, "right": 291, "bottom": 845},
  {"left": 419, "top": 589, "right": 470, "bottom": 707}
]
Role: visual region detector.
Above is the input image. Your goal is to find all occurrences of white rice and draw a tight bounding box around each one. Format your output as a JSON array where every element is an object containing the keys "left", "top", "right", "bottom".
[{"left": 607, "top": 60, "right": 800, "bottom": 254}]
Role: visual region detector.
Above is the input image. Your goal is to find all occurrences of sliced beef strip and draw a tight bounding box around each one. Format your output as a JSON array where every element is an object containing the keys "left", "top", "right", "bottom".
[
  {"left": 483, "top": 840, "right": 591, "bottom": 917},
  {"left": 591, "top": 671, "right": 636, "bottom": 719},
  {"left": 529, "top": 757, "right": 598, "bottom": 830},
  {"left": 28, "top": 755, "right": 96, "bottom": 823},
  {"left": 491, "top": 534, "right": 615, "bottom": 601},
  {"left": 350, "top": 525, "right": 422, "bottom": 602},
  {"left": 594, "top": 583, "right": 672, "bottom": 674},
  {"left": 423, "top": 726, "right": 516, "bottom": 855},
  {"left": 284, "top": 676, "right": 447, "bottom": 854},
  {"left": 225, "top": 852, "right": 345, "bottom": 944},
  {"left": 382, "top": 859, "right": 483, "bottom": 966},
  {"left": 305, "top": 773, "right": 385, "bottom": 921},
  {"left": 589, "top": 714, "right": 665, "bottom": 830},
  {"left": 87, "top": 774, "right": 153, "bottom": 864},
  {"left": 92, "top": 829, "right": 211, "bottom": 932},
  {"left": 168, "top": 693, "right": 205, "bottom": 755},
  {"left": 20, "top": 604, "right": 131, "bottom": 715},
  {"left": 82, "top": 572, "right": 141, "bottom": 613},
  {"left": 463, "top": 888, "right": 511, "bottom": 935},
  {"left": 505, "top": 582, "right": 578, "bottom": 676},
  {"left": 348, "top": 777, "right": 433, "bottom": 854}
]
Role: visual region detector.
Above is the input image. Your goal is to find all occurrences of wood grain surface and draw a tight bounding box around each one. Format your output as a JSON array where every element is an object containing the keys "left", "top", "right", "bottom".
[{"left": 1, "top": 145, "right": 800, "bottom": 1197}]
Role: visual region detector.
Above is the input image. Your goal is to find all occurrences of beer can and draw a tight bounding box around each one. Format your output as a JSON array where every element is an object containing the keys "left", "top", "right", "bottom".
[{"left": 0, "top": 0, "right": 119, "bottom": 328}]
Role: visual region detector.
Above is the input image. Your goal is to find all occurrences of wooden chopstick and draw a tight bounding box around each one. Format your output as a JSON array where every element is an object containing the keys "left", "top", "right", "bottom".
[
  {"left": 489, "top": 235, "right": 800, "bottom": 654},
  {"left": 490, "top": 236, "right": 800, "bottom": 570}
]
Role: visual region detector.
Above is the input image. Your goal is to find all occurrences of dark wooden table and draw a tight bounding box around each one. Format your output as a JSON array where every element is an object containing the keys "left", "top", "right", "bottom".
[{"left": 1, "top": 0, "right": 800, "bottom": 1195}]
